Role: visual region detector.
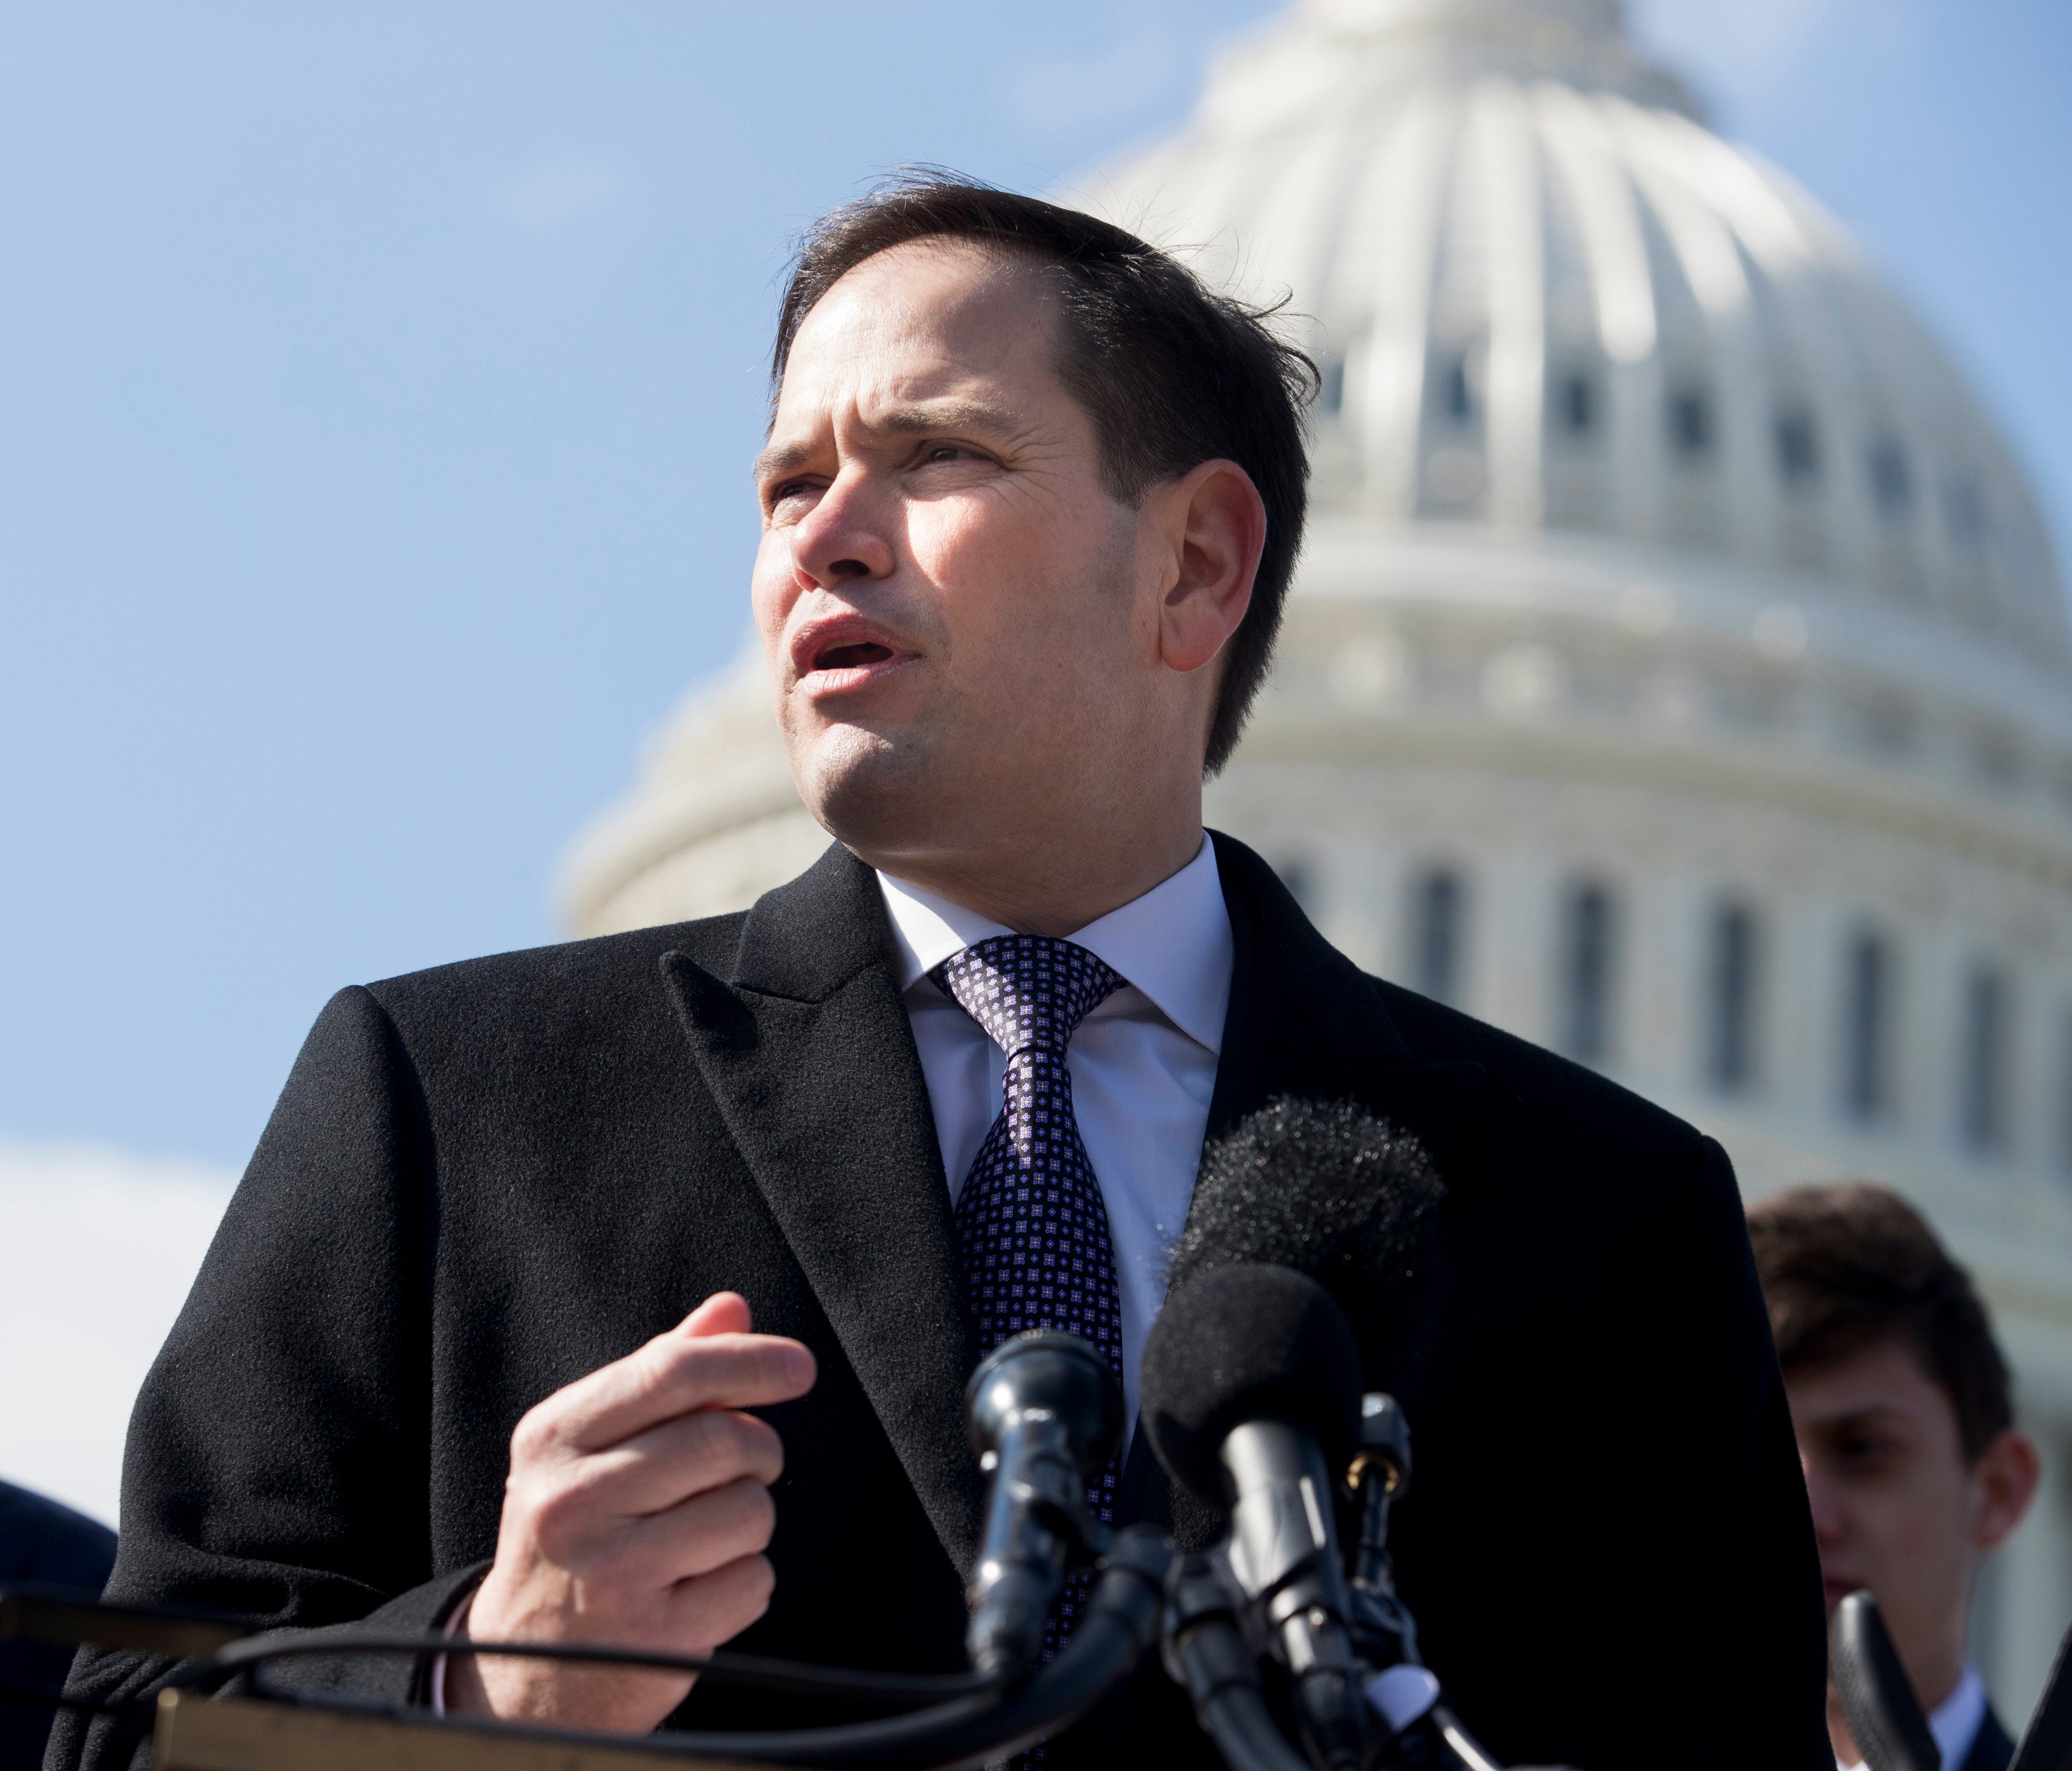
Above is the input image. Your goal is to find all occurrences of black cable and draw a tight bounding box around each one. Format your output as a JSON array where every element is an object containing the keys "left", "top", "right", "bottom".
[
  {"left": 0, "top": 1680, "right": 150, "bottom": 1718},
  {"left": 1196, "top": 1682, "right": 1316, "bottom": 1771},
  {"left": 219, "top": 1630, "right": 999, "bottom": 1711},
  {"left": 771, "top": 1532, "right": 1169, "bottom": 1771},
  {"left": 234, "top": 1527, "right": 1171, "bottom": 1771}
]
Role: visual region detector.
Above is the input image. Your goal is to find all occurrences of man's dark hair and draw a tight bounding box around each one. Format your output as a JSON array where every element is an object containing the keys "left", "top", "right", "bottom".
[
  {"left": 771, "top": 171, "right": 1318, "bottom": 774},
  {"left": 1747, "top": 1182, "right": 2013, "bottom": 1461}
]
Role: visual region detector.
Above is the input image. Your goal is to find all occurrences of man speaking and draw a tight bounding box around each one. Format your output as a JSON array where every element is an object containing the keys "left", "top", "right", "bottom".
[{"left": 53, "top": 177, "right": 1828, "bottom": 1770}]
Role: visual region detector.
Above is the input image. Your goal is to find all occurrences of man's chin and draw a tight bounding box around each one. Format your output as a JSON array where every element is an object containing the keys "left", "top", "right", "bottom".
[{"left": 790, "top": 725, "right": 940, "bottom": 855}]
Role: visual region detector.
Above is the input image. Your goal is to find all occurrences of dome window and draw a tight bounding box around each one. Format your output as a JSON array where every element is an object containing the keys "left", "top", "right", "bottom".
[
  {"left": 2057, "top": 1013, "right": 2072, "bottom": 1176},
  {"left": 1318, "top": 354, "right": 1346, "bottom": 417},
  {"left": 1868, "top": 437, "right": 1913, "bottom": 517},
  {"left": 1555, "top": 371, "right": 1596, "bottom": 437},
  {"left": 1958, "top": 962, "right": 2012, "bottom": 1154},
  {"left": 1968, "top": 727, "right": 2023, "bottom": 790},
  {"left": 1437, "top": 351, "right": 1474, "bottom": 424},
  {"left": 1669, "top": 386, "right": 1713, "bottom": 460},
  {"left": 1704, "top": 900, "right": 1763, "bottom": 1093},
  {"left": 1556, "top": 881, "right": 1620, "bottom": 1064},
  {"left": 1840, "top": 928, "right": 1896, "bottom": 1121},
  {"left": 1775, "top": 409, "right": 1820, "bottom": 490},
  {"left": 1408, "top": 866, "right": 1468, "bottom": 1006},
  {"left": 1943, "top": 476, "right": 1990, "bottom": 551}
]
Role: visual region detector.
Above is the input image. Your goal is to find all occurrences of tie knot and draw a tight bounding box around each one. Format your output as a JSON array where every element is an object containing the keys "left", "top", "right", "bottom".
[{"left": 930, "top": 936, "right": 1125, "bottom": 1058}]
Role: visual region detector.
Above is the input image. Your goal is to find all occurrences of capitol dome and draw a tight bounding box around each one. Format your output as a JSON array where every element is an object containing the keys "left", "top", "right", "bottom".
[
  {"left": 1071, "top": 0, "right": 2064, "bottom": 664},
  {"left": 561, "top": 0, "right": 2072, "bottom": 1705}
]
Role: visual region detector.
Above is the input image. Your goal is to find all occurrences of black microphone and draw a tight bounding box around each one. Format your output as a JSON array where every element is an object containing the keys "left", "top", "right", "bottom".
[
  {"left": 1831, "top": 1590, "right": 1939, "bottom": 1771},
  {"left": 961, "top": 1331, "right": 1126, "bottom": 1681},
  {"left": 1165, "top": 1096, "right": 1448, "bottom": 1373},
  {"left": 1142, "top": 1263, "right": 1369, "bottom": 1771}
]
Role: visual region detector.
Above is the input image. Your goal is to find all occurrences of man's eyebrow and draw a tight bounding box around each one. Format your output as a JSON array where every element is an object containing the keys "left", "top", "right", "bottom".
[
  {"left": 1813, "top": 1404, "right": 1912, "bottom": 1432},
  {"left": 752, "top": 439, "right": 817, "bottom": 485},
  {"left": 752, "top": 401, "right": 1026, "bottom": 484},
  {"left": 870, "top": 400, "right": 1022, "bottom": 439}
]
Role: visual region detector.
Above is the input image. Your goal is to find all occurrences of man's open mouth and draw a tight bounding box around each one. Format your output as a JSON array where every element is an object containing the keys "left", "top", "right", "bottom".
[{"left": 814, "top": 641, "right": 895, "bottom": 671}]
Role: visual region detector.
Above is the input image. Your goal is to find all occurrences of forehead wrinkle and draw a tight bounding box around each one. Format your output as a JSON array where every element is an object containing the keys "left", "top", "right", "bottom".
[{"left": 754, "top": 396, "right": 1047, "bottom": 483}]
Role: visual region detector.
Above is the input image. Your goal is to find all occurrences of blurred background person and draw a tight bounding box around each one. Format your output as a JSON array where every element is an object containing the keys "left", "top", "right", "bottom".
[
  {"left": 0, "top": 1479, "right": 115, "bottom": 1771},
  {"left": 1750, "top": 1184, "right": 2039, "bottom": 1771}
]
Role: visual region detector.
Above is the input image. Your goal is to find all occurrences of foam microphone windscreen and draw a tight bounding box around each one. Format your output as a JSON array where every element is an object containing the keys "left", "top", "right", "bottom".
[
  {"left": 1140, "top": 1262, "right": 1364, "bottom": 1506},
  {"left": 1166, "top": 1096, "right": 1448, "bottom": 1369}
]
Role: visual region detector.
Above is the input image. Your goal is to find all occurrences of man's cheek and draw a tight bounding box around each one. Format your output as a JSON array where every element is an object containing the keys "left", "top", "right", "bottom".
[{"left": 750, "top": 579, "right": 799, "bottom": 677}]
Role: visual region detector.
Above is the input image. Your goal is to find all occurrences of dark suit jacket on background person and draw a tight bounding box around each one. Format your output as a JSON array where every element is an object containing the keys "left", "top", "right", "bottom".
[
  {"left": 49, "top": 833, "right": 1830, "bottom": 1771},
  {"left": 0, "top": 1480, "right": 115, "bottom": 1771},
  {"left": 1964, "top": 1706, "right": 2016, "bottom": 1771}
]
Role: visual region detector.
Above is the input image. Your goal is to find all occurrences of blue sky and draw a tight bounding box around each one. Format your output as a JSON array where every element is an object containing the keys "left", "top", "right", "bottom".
[{"left": 0, "top": 0, "right": 2066, "bottom": 1170}]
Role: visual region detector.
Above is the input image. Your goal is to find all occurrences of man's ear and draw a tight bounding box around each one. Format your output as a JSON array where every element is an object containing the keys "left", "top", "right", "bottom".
[
  {"left": 1971, "top": 1428, "right": 2041, "bottom": 1553},
  {"left": 1153, "top": 459, "right": 1266, "bottom": 675}
]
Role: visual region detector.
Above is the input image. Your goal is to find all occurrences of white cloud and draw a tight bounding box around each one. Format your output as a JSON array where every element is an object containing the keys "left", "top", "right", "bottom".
[
  {"left": 0, "top": 1142, "right": 234, "bottom": 1527},
  {"left": 492, "top": 152, "right": 625, "bottom": 234}
]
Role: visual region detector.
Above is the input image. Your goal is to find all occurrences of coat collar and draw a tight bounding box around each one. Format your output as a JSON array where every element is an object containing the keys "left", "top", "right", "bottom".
[
  {"left": 1201, "top": 831, "right": 1485, "bottom": 1160},
  {"left": 662, "top": 842, "right": 984, "bottom": 1578},
  {"left": 1115, "top": 830, "right": 1489, "bottom": 1550}
]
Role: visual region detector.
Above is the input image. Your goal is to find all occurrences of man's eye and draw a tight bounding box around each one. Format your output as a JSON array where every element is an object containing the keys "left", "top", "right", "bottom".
[{"left": 921, "top": 444, "right": 974, "bottom": 464}]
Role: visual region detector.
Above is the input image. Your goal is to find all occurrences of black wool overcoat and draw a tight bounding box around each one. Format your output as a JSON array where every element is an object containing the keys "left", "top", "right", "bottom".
[{"left": 50, "top": 833, "right": 1831, "bottom": 1771}]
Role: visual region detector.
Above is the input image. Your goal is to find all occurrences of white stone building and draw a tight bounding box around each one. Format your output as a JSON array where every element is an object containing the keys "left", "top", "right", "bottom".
[{"left": 560, "top": 0, "right": 2072, "bottom": 1721}]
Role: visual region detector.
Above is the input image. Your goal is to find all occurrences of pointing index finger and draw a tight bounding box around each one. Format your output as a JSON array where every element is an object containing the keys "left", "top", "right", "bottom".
[{"left": 551, "top": 1328, "right": 817, "bottom": 1454}]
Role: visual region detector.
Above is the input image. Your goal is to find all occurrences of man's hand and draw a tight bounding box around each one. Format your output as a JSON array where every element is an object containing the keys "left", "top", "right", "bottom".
[{"left": 447, "top": 1292, "right": 817, "bottom": 1732}]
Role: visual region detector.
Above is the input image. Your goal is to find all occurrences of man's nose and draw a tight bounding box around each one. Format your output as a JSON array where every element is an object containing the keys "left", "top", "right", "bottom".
[
  {"left": 789, "top": 469, "right": 894, "bottom": 590},
  {"left": 1801, "top": 1458, "right": 1843, "bottom": 1545}
]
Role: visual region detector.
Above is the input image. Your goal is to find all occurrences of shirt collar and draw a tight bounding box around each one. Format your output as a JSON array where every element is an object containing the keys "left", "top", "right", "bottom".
[
  {"left": 1929, "top": 1666, "right": 1987, "bottom": 1771},
  {"left": 876, "top": 834, "right": 1232, "bottom": 1056}
]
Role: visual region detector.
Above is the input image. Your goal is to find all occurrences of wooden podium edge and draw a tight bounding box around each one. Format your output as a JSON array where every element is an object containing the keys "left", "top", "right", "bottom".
[{"left": 153, "top": 1689, "right": 808, "bottom": 1771}]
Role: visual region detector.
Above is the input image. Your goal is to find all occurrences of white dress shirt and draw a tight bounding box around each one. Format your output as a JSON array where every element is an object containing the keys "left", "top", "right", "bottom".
[
  {"left": 877, "top": 835, "right": 1235, "bottom": 1430},
  {"left": 1837, "top": 1663, "right": 1987, "bottom": 1771}
]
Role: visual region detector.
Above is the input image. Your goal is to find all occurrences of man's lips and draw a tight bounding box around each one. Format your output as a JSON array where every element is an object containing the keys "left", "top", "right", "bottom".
[{"left": 791, "top": 616, "right": 914, "bottom": 689}]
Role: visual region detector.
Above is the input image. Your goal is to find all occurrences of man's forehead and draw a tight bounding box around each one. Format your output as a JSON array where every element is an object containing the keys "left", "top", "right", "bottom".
[
  {"left": 769, "top": 242, "right": 1063, "bottom": 430},
  {"left": 1786, "top": 1336, "right": 1950, "bottom": 1422}
]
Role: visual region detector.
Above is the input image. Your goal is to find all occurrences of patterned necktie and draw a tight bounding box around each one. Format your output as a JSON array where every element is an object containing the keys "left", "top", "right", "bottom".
[{"left": 931, "top": 935, "right": 1126, "bottom": 1696}]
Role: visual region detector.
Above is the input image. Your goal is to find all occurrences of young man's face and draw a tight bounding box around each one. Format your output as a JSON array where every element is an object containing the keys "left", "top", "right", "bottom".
[{"left": 1786, "top": 1336, "right": 2038, "bottom": 1721}]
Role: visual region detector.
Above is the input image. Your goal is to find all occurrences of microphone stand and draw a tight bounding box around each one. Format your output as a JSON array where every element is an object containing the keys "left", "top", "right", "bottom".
[
  {"left": 1163, "top": 1554, "right": 1313, "bottom": 1771},
  {"left": 1339, "top": 1394, "right": 1553, "bottom": 1771}
]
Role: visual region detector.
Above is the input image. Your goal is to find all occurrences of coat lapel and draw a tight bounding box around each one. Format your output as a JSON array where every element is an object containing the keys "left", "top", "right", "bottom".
[
  {"left": 661, "top": 844, "right": 984, "bottom": 1576},
  {"left": 1117, "top": 830, "right": 1490, "bottom": 1548},
  {"left": 664, "top": 834, "right": 1489, "bottom": 1569}
]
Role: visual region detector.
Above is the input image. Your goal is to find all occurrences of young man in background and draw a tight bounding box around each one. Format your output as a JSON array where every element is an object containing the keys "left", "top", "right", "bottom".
[{"left": 1751, "top": 1183, "right": 2040, "bottom": 1771}]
